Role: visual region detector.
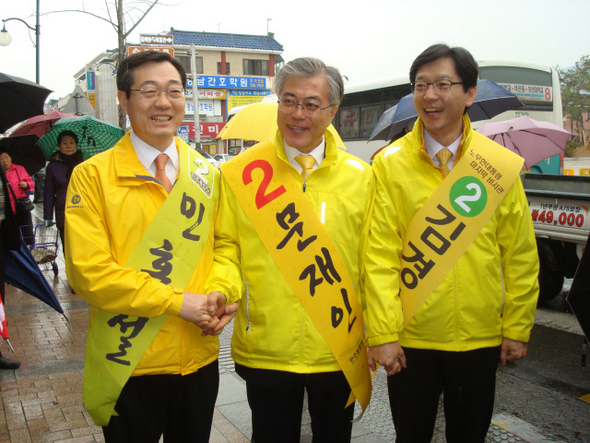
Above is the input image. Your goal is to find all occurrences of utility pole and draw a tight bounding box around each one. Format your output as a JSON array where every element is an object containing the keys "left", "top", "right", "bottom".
[{"left": 190, "top": 43, "right": 200, "bottom": 147}]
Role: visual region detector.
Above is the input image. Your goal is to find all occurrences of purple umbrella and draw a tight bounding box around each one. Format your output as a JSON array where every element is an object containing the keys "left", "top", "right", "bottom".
[{"left": 478, "top": 116, "right": 571, "bottom": 169}]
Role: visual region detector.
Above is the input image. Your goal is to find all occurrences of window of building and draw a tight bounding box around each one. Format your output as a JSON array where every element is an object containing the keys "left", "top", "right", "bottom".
[
  {"left": 178, "top": 56, "right": 203, "bottom": 75},
  {"left": 217, "top": 62, "right": 230, "bottom": 75},
  {"left": 243, "top": 59, "right": 269, "bottom": 76}
]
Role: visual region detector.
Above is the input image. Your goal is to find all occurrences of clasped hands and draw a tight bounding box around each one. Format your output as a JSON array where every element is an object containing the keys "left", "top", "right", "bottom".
[{"left": 178, "top": 291, "right": 238, "bottom": 336}]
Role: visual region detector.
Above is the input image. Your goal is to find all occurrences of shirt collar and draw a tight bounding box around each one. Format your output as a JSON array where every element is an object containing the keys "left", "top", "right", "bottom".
[
  {"left": 284, "top": 137, "right": 326, "bottom": 169},
  {"left": 423, "top": 129, "right": 462, "bottom": 164},
  {"left": 130, "top": 130, "right": 179, "bottom": 174}
]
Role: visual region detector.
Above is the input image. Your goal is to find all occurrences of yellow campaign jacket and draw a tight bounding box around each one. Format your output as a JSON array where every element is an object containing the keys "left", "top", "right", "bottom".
[
  {"left": 362, "top": 116, "right": 539, "bottom": 352},
  {"left": 207, "top": 131, "right": 375, "bottom": 373},
  {"left": 65, "top": 134, "right": 237, "bottom": 376}
]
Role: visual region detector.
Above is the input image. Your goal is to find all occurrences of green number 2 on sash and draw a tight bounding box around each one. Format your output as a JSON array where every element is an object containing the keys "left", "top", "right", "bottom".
[{"left": 450, "top": 177, "right": 488, "bottom": 218}]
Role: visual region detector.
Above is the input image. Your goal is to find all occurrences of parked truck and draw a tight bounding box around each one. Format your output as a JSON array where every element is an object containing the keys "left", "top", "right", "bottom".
[{"left": 522, "top": 173, "right": 590, "bottom": 303}]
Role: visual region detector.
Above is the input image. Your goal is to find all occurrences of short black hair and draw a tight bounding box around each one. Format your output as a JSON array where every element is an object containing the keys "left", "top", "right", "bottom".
[
  {"left": 117, "top": 51, "right": 187, "bottom": 98},
  {"left": 58, "top": 130, "right": 78, "bottom": 145},
  {"left": 409, "top": 44, "right": 478, "bottom": 92}
]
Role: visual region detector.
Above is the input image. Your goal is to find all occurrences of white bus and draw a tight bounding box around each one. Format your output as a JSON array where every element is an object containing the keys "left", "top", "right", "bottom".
[{"left": 336, "top": 60, "right": 563, "bottom": 168}]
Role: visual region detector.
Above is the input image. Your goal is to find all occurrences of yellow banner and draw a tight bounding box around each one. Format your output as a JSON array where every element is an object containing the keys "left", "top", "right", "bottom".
[
  {"left": 222, "top": 141, "right": 371, "bottom": 413},
  {"left": 400, "top": 132, "right": 523, "bottom": 326},
  {"left": 83, "top": 141, "right": 219, "bottom": 426}
]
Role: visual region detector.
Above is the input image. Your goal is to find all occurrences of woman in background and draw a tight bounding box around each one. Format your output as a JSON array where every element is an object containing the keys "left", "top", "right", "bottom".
[
  {"left": 44, "top": 130, "right": 84, "bottom": 251},
  {"left": 0, "top": 151, "right": 35, "bottom": 246}
]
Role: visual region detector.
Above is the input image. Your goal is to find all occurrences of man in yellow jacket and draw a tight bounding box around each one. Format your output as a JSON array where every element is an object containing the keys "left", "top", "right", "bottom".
[
  {"left": 363, "top": 44, "right": 539, "bottom": 442},
  {"left": 65, "top": 51, "right": 239, "bottom": 442},
  {"left": 207, "top": 57, "right": 374, "bottom": 442}
]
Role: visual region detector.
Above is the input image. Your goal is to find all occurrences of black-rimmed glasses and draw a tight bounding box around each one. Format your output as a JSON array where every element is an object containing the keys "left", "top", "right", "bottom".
[
  {"left": 411, "top": 80, "right": 464, "bottom": 94},
  {"left": 130, "top": 87, "right": 185, "bottom": 99}
]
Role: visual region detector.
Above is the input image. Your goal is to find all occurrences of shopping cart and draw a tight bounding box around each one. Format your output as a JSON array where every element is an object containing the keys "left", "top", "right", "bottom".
[{"left": 21, "top": 223, "right": 60, "bottom": 276}]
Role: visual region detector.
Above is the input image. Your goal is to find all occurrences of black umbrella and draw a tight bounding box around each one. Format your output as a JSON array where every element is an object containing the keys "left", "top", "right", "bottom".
[
  {"left": 5, "top": 239, "right": 65, "bottom": 317},
  {"left": 0, "top": 72, "right": 52, "bottom": 133},
  {"left": 0, "top": 134, "right": 46, "bottom": 175},
  {"left": 369, "top": 79, "right": 524, "bottom": 142},
  {"left": 567, "top": 232, "right": 590, "bottom": 342}
]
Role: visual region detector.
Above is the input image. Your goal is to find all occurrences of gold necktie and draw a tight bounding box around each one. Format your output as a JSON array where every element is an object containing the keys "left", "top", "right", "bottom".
[
  {"left": 295, "top": 154, "right": 315, "bottom": 182},
  {"left": 435, "top": 148, "right": 453, "bottom": 178},
  {"left": 154, "top": 154, "right": 173, "bottom": 193}
]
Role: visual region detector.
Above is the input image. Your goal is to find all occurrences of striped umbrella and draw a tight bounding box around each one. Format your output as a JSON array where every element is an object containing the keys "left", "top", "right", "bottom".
[{"left": 37, "top": 115, "right": 125, "bottom": 160}]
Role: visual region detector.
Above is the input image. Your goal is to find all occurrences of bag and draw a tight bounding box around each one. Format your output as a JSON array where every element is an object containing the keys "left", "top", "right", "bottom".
[
  {"left": 6, "top": 181, "right": 34, "bottom": 214},
  {"left": 16, "top": 197, "right": 35, "bottom": 213}
]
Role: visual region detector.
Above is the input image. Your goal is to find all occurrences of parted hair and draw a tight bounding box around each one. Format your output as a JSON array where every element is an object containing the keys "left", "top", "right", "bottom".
[
  {"left": 274, "top": 57, "right": 344, "bottom": 106},
  {"left": 409, "top": 44, "right": 479, "bottom": 92},
  {"left": 117, "top": 50, "right": 187, "bottom": 98}
]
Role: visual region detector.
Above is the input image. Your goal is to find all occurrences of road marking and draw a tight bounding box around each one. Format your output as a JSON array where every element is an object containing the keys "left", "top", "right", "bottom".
[{"left": 493, "top": 413, "right": 566, "bottom": 442}]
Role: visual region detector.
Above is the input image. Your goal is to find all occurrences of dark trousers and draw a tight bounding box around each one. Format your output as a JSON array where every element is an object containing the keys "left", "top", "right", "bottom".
[
  {"left": 388, "top": 346, "right": 501, "bottom": 443},
  {"left": 103, "top": 360, "right": 219, "bottom": 443},
  {"left": 236, "top": 364, "right": 354, "bottom": 443}
]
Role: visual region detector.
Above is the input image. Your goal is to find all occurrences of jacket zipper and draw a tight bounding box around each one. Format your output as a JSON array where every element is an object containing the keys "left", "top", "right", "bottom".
[{"left": 244, "top": 278, "right": 251, "bottom": 332}]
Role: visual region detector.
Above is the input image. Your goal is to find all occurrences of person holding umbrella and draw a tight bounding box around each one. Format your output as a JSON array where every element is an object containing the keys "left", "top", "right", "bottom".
[
  {"left": 64, "top": 50, "right": 239, "bottom": 442},
  {"left": 363, "top": 44, "right": 539, "bottom": 442},
  {"left": 0, "top": 151, "right": 35, "bottom": 246},
  {"left": 43, "top": 130, "right": 84, "bottom": 251}
]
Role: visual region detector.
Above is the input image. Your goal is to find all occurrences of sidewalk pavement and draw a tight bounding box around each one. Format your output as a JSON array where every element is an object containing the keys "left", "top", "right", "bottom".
[{"left": 0, "top": 205, "right": 557, "bottom": 442}]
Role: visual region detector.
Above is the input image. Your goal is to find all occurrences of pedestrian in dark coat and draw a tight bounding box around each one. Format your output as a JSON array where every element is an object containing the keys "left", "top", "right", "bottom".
[{"left": 43, "top": 130, "right": 84, "bottom": 251}]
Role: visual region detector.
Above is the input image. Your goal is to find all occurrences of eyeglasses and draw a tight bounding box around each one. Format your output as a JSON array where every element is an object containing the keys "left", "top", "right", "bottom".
[
  {"left": 278, "top": 98, "right": 333, "bottom": 116},
  {"left": 411, "top": 80, "right": 464, "bottom": 94},
  {"left": 130, "top": 87, "right": 185, "bottom": 99}
]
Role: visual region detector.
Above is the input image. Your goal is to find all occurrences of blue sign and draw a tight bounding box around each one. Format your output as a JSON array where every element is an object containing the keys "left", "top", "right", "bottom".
[
  {"left": 177, "top": 125, "right": 189, "bottom": 143},
  {"left": 229, "top": 90, "right": 271, "bottom": 97},
  {"left": 87, "top": 70, "right": 96, "bottom": 91},
  {"left": 186, "top": 76, "right": 267, "bottom": 90}
]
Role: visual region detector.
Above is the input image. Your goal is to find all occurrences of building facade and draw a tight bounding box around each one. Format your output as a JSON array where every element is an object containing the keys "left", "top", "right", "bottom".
[{"left": 71, "top": 29, "right": 283, "bottom": 155}]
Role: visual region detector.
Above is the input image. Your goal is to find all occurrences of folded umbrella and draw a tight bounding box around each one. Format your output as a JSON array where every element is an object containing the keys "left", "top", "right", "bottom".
[
  {"left": 478, "top": 116, "right": 571, "bottom": 169},
  {"left": 37, "top": 115, "right": 125, "bottom": 160},
  {"left": 5, "top": 239, "right": 65, "bottom": 317},
  {"left": 369, "top": 79, "right": 524, "bottom": 142},
  {"left": 0, "top": 134, "right": 46, "bottom": 175},
  {"left": 0, "top": 297, "right": 15, "bottom": 352},
  {"left": 10, "top": 111, "right": 77, "bottom": 138},
  {"left": 0, "top": 72, "right": 52, "bottom": 133}
]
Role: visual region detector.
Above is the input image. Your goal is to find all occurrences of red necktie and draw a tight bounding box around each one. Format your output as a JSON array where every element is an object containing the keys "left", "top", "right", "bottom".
[{"left": 154, "top": 154, "right": 173, "bottom": 193}]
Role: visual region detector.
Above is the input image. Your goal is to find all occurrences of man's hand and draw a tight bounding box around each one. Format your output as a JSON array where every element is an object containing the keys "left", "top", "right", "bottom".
[
  {"left": 500, "top": 338, "right": 527, "bottom": 365},
  {"left": 368, "top": 342, "right": 406, "bottom": 376},
  {"left": 18, "top": 181, "right": 28, "bottom": 190},
  {"left": 201, "top": 291, "right": 239, "bottom": 336},
  {"left": 178, "top": 292, "right": 213, "bottom": 326}
]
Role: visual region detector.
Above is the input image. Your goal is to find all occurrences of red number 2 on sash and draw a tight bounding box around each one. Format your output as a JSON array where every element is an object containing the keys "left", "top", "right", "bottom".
[{"left": 242, "top": 160, "right": 287, "bottom": 209}]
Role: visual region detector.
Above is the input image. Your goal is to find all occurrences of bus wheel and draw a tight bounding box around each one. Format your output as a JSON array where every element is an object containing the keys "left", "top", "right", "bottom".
[{"left": 537, "top": 239, "right": 564, "bottom": 304}]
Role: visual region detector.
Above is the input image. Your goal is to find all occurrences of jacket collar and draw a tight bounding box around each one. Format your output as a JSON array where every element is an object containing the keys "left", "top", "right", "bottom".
[
  {"left": 273, "top": 128, "right": 340, "bottom": 168},
  {"left": 412, "top": 114, "right": 473, "bottom": 166}
]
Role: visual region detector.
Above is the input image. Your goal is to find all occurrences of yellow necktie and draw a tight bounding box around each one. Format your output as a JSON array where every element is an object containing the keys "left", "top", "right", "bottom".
[
  {"left": 154, "top": 154, "right": 173, "bottom": 193},
  {"left": 435, "top": 148, "right": 453, "bottom": 178},
  {"left": 295, "top": 154, "right": 315, "bottom": 182}
]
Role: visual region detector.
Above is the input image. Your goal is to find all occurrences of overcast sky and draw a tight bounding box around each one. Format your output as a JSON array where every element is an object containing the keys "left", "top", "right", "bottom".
[{"left": 1, "top": 0, "right": 589, "bottom": 100}]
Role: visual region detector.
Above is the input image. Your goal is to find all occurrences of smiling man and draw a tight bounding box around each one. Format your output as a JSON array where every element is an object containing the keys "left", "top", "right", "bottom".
[
  {"left": 207, "top": 57, "right": 374, "bottom": 442},
  {"left": 363, "top": 44, "right": 539, "bottom": 442},
  {"left": 65, "top": 51, "right": 239, "bottom": 442}
]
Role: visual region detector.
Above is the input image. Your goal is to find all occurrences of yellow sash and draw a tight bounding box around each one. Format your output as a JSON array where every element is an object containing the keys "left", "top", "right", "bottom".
[
  {"left": 223, "top": 141, "right": 371, "bottom": 413},
  {"left": 400, "top": 132, "right": 523, "bottom": 326},
  {"left": 83, "top": 142, "right": 219, "bottom": 426}
]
